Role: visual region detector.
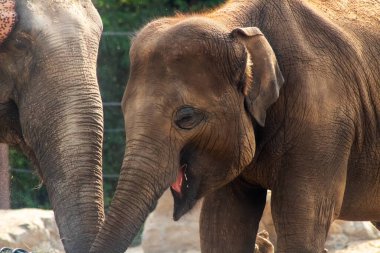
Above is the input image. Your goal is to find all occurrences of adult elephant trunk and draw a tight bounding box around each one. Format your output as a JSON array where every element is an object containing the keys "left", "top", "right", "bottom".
[
  {"left": 91, "top": 116, "right": 176, "bottom": 253},
  {"left": 16, "top": 45, "right": 104, "bottom": 252}
]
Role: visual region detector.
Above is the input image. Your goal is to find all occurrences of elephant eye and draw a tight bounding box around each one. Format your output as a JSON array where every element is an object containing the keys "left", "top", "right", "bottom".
[{"left": 174, "top": 106, "right": 206, "bottom": 130}]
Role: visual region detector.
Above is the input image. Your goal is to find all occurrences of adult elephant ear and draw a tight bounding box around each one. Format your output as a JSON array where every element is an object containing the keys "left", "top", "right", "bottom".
[
  {"left": 231, "top": 27, "right": 284, "bottom": 127},
  {"left": 0, "top": 0, "right": 17, "bottom": 45}
]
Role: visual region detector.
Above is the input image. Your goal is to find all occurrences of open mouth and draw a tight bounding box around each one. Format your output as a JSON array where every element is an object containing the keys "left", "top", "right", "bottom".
[
  {"left": 170, "top": 164, "right": 188, "bottom": 197},
  {"left": 170, "top": 160, "right": 199, "bottom": 221}
]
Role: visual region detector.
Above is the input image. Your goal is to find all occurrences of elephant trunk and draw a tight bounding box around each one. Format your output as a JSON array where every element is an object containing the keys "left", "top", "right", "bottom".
[
  {"left": 91, "top": 133, "right": 176, "bottom": 253},
  {"left": 17, "top": 55, "right": 104, "bottom": 252}
]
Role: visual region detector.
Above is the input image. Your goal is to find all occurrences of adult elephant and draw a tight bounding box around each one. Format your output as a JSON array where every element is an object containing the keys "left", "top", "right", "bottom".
[
  {"left": 0, "top": 1, "right": 104, "bottom": 253},
  {"left": 92, "top": 0, "right": 380, "bottom": 252}
]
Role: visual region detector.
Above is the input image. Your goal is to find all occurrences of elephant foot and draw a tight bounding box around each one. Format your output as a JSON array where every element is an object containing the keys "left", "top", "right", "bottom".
[{"left": 254, "top": 230, "right": 274, "bottom": 253}]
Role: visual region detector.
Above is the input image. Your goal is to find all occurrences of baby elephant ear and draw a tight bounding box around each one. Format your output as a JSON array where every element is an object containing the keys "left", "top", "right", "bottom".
[
  {"left": 231, "top": 27, "right": 284, "bottom": 127},
  {"left": 0, "top": 0, "right": 17, "bottom": 45}
]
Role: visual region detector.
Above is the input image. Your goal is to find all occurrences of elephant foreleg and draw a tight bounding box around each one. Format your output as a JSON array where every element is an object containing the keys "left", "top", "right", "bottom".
[
  {"left": 200, "top": 177, "right": 267, "bottom": 253},
  {"left": 271, "top": 176, "right": 344, "bottom": 253},
  {"left": 271, "top": 132, "right": 349, "bottom": 253}
]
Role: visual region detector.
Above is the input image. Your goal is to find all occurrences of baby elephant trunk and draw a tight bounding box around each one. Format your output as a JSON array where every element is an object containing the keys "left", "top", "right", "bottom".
[{"left": 91, "top": 131, "right": 179, "bottom": 253}]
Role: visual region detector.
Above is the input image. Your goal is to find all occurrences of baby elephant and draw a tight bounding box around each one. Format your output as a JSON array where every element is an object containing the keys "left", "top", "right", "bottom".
[{"left": 90, "top": 0, "right": 380, "bottom": 252}]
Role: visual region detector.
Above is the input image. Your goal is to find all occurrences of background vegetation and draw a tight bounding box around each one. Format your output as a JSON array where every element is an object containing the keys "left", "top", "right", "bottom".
[{"left": 9, "top": 0, "right": 224, "bottom": 239}]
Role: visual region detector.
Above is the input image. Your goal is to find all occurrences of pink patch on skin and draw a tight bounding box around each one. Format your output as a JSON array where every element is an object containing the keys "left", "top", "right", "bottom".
[{"left": 0, "top": 0, "right": 17, "bottom": 45}]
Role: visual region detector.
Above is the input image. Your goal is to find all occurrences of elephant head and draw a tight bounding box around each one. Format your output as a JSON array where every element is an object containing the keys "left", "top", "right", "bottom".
[
  {"left": 91, "top": 17, "right": 284, "bottom": 253},
  {"left": 0, "top": 1, "right": 104, "bottom": 252}
]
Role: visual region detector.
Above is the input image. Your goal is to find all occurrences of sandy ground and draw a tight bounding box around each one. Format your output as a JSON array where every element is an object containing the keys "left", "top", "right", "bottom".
[{"left": 125, "top": 239, "right": 380, "bottom": 253}]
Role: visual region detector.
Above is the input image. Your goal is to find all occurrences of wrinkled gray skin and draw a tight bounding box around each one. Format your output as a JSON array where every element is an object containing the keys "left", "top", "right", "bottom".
[
  {"left": 91, "top": 0, "right": 380, "bottom": 252},
  {"left": 0, "top": 1, "right": 104, "bottom": 252}
]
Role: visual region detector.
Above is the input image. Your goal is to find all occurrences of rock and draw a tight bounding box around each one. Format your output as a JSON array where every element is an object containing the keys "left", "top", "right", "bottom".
[
  {"left": 0, "top": 209, "right": 64, "bottom": 253},
  {"left": 330, "top": 239, "right": 380, "bottom": 253},
  {"left": 341, "top": 221, "right": 380, "bottom": 240},
  {"left": 326, "top": 233, "right": 350, "bottom": 250},
  {"left": 326, "top": 220, "right": 380, "bottom": 250}
]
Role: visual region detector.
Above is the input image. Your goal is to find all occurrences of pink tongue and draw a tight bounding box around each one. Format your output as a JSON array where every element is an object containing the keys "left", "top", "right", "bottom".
[{"left": 171, "top": 168, "right": 184, "bottom": 194}]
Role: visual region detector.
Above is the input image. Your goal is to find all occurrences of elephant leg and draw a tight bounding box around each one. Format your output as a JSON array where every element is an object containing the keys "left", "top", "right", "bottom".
[
  {"left": 271, "top": 181, "right": 342, "bottom": 253},
  {"left": 271, "top": 143, "right": 349, "bottom": 253},
  {"left": 200, "top": 177, "right": 267, "bottom": 253}
]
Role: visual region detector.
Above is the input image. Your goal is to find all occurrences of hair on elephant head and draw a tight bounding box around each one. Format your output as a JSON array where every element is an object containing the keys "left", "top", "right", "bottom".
[
  {"left": 0, "top": 1, "right": 104, "bottom": 253},
  {"left": 90, "top": 14, "right": 284, "bottom": 253}
]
